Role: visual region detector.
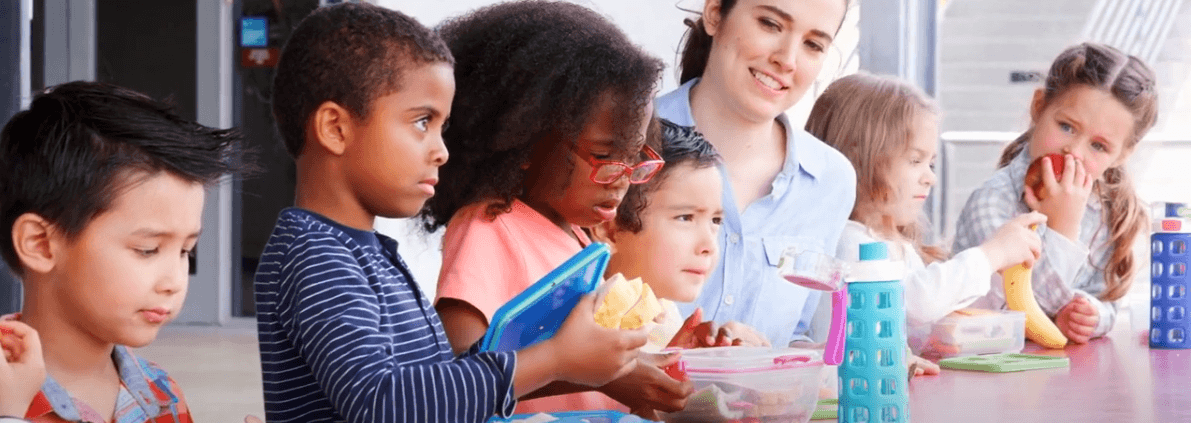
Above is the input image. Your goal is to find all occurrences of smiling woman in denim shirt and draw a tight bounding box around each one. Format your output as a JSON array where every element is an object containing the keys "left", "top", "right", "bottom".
[{"left": 655, "top": 0, "right": 856, "bottom": 347}]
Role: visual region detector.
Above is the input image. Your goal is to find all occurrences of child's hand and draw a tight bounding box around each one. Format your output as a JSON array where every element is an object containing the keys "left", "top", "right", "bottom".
[
  {"left": 667, "top": 309, "right": 771, "bottom": 348},
  {"left": 1055, "top": 296, "right": 1098, "bottom": 344},
  {"left": 1023, "top": 154, "right": 1092, "bottom": 242},
  {"left": 600, "top": 351, "right": 693, "bottom": 415},
  {"left": 906, "top": 352, "right": 939, "bottom": 378},
  {"left": 667, "top": 308, "right": 712, "bottom": 349},
  {"left": 717, "top": 321, "right": 770, "bottom": 347},
  {"left": 0, "top": 321, "right": 46, "bottom": 417},
  {"left": 244, "top": 415, "right": 264, "bottom": 423},
  {"left": 552, "top": 292, "right": 647, "bottom": 387},
  {"left": 980, "top": 212, "right": 1046, "bottom": 270}
]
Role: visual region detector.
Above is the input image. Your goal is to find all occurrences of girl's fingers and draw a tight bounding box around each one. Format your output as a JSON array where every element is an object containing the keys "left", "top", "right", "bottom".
[
  {"left": 1062, "top": 154, "right": 1076, "bottom": 185},
  {"left": 1073, "top": 158, "right": 1087, "bottom": 186},
  {"left": 1023, "top": 185, "right": 1043, "bottom": 211},
  {"left": 1067, "top": 311, "right": 1098, "bottom": 327},
  {"left": 1041, "top": 156, "right": 1058, "bottom": 186}
]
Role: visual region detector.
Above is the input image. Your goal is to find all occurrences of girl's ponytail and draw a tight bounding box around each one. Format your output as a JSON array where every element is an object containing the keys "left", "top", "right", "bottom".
[
  {"left": 997, "top": 131, "right": 1031, "bottom": 169},
  {"left": 1099, "top": 166, "right": 1146, "bottom": 301}
]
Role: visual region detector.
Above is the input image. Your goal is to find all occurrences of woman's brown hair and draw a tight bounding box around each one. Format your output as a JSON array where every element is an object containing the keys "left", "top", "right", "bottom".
[
  {"left": 806, "top": 72, "right": 946, "bottom": 263},
  {"left": 997, "top": 42, "right": 1158, "bottom": 301}
]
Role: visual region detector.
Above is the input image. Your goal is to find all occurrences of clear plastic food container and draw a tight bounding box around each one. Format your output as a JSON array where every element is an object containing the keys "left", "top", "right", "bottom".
[
  {"left": 661, "top": 347, "right": 824, "bottom": 423},
  {"left": 777, "top": 246, "right": 849, "bottom": 292},
  {"left": 912, "top": 308, "right": 1026, "bottom": 358}
]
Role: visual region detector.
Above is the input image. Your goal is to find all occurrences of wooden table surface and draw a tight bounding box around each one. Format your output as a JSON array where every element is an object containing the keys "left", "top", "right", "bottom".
[{"left": 905, "top": 316, "right": 1191, "bottom": 423}]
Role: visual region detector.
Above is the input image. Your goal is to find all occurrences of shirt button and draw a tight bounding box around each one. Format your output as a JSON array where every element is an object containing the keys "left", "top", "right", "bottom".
[
  {"left": 729, "top": 233, "right": 740, "bottom": 244},
  {"left": 724, "top": 295, "right": 735, "bottom": 305}
]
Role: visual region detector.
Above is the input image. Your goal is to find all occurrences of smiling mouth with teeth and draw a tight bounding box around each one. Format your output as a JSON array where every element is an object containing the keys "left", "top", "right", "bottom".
[{"left": 752, "top": 70, "right": 786, "bottom": 91}]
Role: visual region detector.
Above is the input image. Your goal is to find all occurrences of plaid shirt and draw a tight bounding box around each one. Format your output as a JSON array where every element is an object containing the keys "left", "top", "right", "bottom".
[
  {"left": 1, "top": 314, "right": 193, "bottom": 423},
  {"left": 952, "top": 149, "right": 1115, "bottom": 337}
]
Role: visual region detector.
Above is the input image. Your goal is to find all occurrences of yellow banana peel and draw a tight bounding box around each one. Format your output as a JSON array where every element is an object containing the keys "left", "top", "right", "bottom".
[{"left": 1002, "top": 263, "right": 1068, "bottom": 349}]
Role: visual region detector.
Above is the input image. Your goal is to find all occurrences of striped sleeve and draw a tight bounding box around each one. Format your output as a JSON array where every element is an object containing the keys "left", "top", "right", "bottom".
[{"left": 275, "top": 231, "right": 518, "bottom": 423}]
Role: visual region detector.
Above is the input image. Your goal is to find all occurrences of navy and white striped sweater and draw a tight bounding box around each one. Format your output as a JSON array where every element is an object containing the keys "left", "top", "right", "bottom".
[{"left": 254, "top": 208, "right": 517, "bottom": 423}]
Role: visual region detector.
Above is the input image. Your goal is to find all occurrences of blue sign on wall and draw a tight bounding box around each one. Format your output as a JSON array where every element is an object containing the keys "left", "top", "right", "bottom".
[{"left": 241, "top": 17, "right": 268, "bottom": 48}]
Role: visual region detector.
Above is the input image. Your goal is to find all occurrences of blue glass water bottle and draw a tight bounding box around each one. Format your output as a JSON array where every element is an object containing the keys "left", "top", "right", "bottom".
[
  {"left": 839, "top": 242, "right": 908, "bottom": 423},
  {"left": 1151, "top": 202, "right": 1190, "bottom": 349}
]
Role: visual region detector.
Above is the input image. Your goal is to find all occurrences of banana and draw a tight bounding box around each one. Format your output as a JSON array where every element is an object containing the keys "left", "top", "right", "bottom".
[{"left": 1002, "top": 263, "right": 1068, "bottom": 349}]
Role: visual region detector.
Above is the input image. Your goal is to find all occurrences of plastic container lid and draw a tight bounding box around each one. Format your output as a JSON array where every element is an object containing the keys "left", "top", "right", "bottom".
[
  {"left": 777, "top": 246, "right": 849, "bottom": 292},
  {"left": 481, "top": 243, "right": 609, "bottom": 352},
  {"left": 679, "top": 347, "right": 823, "bottom": 374}
]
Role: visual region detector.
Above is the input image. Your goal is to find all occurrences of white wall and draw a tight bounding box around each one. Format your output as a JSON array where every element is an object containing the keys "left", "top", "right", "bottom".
[{"left": 372, "top": 0, "right": 860, "bottom": 298}]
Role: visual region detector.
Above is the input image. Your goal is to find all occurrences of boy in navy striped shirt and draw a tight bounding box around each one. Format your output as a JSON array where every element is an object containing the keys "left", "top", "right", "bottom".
[{"left": 255, "top": 4, "right": 649, "bottom": 423}]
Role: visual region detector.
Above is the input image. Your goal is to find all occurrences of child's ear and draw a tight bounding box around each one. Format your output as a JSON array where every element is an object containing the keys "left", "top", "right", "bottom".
[
  {"left": 1029, "top": 88, "right": 1046, "bottom": 123},
  {"left": 311, "top": 101, "right": 352, "bottom": 156},
  {"left": 589, "top": 221, "right": 619, "bottom": 251},
  {"left": 702, "top": 0, "right": 723, "bottom": 37},
  {"left": 11, "top": 213, "right": 58, "bottom": 274}
]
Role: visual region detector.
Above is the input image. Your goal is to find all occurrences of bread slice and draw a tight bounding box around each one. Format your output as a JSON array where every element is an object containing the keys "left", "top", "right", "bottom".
[
  {"left": 593, "top": 274, "right": 664, "bottom": 330},
  {"left": 594, "top": 273, "right": 635, "bottom": 328},
  {"left": 620, "top": 281, "right": 664, "bottom": 329}
]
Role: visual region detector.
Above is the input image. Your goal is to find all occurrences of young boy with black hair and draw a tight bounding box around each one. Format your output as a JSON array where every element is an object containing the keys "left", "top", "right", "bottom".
[
  {"left": 255, "top": 4, "right": 647, "bottom": 423},
  {"left": 593, "top": 119, "right": 771, "bottom": 350},
  {"left": 0, "top": 81, "right": 249, "bottom": 422}
]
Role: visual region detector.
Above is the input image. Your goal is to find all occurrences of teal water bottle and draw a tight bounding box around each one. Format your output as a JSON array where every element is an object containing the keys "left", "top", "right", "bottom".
[{"left": 839, "top": 242, "right": 908, "bottom": 423}]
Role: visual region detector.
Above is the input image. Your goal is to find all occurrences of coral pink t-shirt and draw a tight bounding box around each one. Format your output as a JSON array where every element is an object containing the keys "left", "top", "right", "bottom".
[{"left": 437, "top": 199, "right": 626, "bottom": 414}]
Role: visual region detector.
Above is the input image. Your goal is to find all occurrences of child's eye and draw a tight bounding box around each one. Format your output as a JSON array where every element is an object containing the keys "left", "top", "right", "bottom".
[
  {"left": 712, "top": 216, "right": 723, "bottom": 225},
  {"left": 1092, "top": 142, "right": 1109, "bottom": 153},
  {"left": 1059, "top": 122, "right": 1074, "bottom": 134},
  {"left": 676, "top": 214, "right": 694, "bottom": 222},
  {"left": 135, "top": 248, "right": 159, "bottom": 257},
  {"left": 414, "top": 116, "right": 430, "bottom": 132}
]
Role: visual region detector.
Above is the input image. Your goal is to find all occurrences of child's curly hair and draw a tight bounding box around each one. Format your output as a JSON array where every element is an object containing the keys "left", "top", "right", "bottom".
[{"left": 419, "top": 0, "right": 664, "bottom": 232}]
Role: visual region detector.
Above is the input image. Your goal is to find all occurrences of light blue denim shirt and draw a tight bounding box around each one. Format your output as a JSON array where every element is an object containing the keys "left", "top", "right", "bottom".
[{"left": 656, "top": 78, "right": 857, "bottom": 346}]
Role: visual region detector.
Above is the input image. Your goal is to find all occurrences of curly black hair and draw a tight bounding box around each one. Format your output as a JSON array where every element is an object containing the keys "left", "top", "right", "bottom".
[
  {"left": 615, "top": 119, "right": 721, "bottom": 233},
  {"left": 418, "top": 0, "right": 665, "bottom": 232},
  {"left": 271, "top": 2, "right": 453, "bottom": 158},
  {"left": 0, "top": 81, "right": 252, "bottom": 273}
]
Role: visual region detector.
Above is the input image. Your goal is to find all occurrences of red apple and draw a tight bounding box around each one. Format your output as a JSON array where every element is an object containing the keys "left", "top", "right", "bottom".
[{"left": 1024, "top": 153, "right": 1065, "bottom": 201}]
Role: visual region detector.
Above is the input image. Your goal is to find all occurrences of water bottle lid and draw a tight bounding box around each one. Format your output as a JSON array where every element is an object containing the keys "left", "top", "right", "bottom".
[
  {"left": 848, "top": 242, "right": 905, "bottom": 283},
  {"left": 1167, "top": 202, "right": 1189, "bottom": 218},
  {"left": 859, "top": 242, "right": 888, "bottom": 261}
]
